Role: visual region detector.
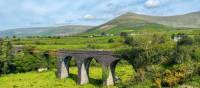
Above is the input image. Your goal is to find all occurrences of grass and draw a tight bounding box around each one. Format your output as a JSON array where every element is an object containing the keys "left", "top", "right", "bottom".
[
  {"left": 11, "top": 36, "right": 125, "bottom": 51},
  {"left": 0, "top": 65, "right": 134, "bottom": 88}
]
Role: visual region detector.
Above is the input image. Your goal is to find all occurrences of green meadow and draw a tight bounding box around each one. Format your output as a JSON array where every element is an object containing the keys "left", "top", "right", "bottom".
[{"left": 0, "top": 65, "right": 135, "bottom": 88}]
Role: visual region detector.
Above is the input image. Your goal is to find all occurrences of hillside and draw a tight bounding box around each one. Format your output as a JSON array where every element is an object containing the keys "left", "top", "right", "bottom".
[
  {"left": 0, "top": 25, "right": 93, "bottom": 37},
  {"left": 116, "top": 12, "right": 200, "bottom": 28},
  {"left": 85, "top": 12, "right": 200, "bottom": 35}
]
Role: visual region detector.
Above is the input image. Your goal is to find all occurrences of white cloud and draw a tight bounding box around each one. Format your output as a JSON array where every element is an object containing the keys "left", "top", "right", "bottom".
[
  {"left": 145, "top": 0, "right": 160, "bottom": 8},
  {"left": 83, "top": 14, "right": 96, "bottom": 20}
]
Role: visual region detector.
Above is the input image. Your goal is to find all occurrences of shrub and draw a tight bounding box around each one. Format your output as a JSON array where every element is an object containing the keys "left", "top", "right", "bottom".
[
  {"left": 108, "top": 38, "right": 114, "bottom": 43},
  {"left": 120, "top": 32, "right": 128, "bottom": 37},
  {"left": 177, "top": 36, "right": 193, "bottom": 46},
  {"left": 124, "top": 37, "right": 138, "bottom": 46}
]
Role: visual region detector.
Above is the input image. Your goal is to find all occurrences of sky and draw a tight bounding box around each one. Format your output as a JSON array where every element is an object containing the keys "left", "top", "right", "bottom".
[{"left": 0, "top": 0, "right": 200, "bottom": 30}]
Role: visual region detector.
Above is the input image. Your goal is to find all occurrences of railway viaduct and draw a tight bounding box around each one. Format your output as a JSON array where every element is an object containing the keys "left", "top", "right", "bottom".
[{"left": 57, "top": 50, "right": 121, "bottom": 86}]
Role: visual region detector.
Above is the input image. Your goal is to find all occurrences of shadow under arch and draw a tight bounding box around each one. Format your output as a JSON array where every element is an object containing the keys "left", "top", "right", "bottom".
[
  {"left": 67, "top": 56, "right": 78, "bottom": 82},
  {"left": 86, "top": 57, "right": 103, "bottom": 86}
]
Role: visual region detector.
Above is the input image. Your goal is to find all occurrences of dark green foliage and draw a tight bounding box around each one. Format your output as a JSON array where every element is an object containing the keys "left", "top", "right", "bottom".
[
  {"left": 0, "top": 38, "right": 3, "bottom": 55},
  {"left": 0, "top": 43, "right": 53, "bottom": 74},
  {"left": 171, "top": 34, "right": 175, "bottom": 39},
  {"left": 12, "top": 36, "right": 16, "bottom": 39},
  {"left": 191, "top": 48, "right": 200, "bottom": 62},
  {"left": 194, "top": 35, "right": 200, "bottom": 45},
  {"left": 101, "top": 32, "right": 107, "bottom": 36},
  {"left": 124, "top": 37, "right": 138, "bottom": 46},
  {"left": 108, "top": 38, "right": 114, "bottom": 43},
  {"left": 120, "top": 32, "right": 128, "bottom": 37},
  {"left": 177, "top": 36, "right": 194, "bottom": 46},
  {"left": 170, "top": 46, "right": 192, "bottom": 64},
  {"left": 152, "top": 34, "right": 166, "bottom": 44}
]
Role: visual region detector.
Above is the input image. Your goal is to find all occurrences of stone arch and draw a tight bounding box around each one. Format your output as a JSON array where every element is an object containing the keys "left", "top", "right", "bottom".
[
  {"left": 85, "top": 57, "right": 103, "bottom": 85},
  {"left": 94, "top": 55, "right": 120, "bottom": 86}
]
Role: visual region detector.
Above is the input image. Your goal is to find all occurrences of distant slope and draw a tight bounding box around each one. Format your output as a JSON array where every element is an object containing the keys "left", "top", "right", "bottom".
[
  {"left": 120, "top": 12, "right": 200, "bottom": 28},
  {"left": 85, "top": 12, "right": 200, "bottom": 35},
  {"left": 0, "top": 25, "right": 93, "bottom": 37}
]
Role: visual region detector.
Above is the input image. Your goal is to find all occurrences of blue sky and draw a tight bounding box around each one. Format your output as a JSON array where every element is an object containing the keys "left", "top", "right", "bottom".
[{"left": 0, "top": 0, "right": 200, "bottom": 30}]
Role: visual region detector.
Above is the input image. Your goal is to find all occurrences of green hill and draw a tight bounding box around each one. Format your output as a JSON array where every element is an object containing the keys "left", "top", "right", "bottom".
[
  {"left": 85, "top": 14, "right": 174, "bottom": 35},
  {"left": 0, "top": 25, "right": 93, "bottom": 37},
  {"left": 85, "top": 12, "right": 200, "bottom": 35}
]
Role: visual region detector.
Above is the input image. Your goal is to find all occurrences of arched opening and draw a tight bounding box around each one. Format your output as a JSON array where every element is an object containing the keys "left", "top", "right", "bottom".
[
  {"left": 88, "top": 58, "right": 102, "bottom": 86},
  {"left": 57, "top": 56, "right": 79, "bottom": 82},
  {"left": 67, "top": 56, "right": 78, "bottom": 82},
  {"left": 115, "top": 59, "right": 135, "bottom": 86}
]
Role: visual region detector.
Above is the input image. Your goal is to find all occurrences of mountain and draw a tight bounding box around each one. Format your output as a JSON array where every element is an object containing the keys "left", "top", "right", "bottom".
[
  {"left": 0, "top": 25, "right": 93, "bottom": 37},
  {"left": 1, "top": 12, "right": 200, "bottom": 37},
  {"left": 120, "top": 12, "right": 200, "bottom": 28},
  {"left": 85, "top": 12, "right": 200, "bottom": 34}
]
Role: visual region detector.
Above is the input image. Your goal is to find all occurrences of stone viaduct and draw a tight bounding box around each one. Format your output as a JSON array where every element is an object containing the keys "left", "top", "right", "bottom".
[{"left": 57, "top": 50, "right": 121, "bottom": 86}]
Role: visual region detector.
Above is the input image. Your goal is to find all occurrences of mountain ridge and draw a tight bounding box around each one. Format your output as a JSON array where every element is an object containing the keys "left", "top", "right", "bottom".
[
  {"left": 1, "top": 11, "right": 200, "bottom": 37},
  {"left": 117, "top": 11, "right": 200, "bottom": 28},
  {"left": 85, "top": 11, "right": 200, "bottom": 35},
  {"left": 0, "top": 25, "right": 93, "bottom": 37}
]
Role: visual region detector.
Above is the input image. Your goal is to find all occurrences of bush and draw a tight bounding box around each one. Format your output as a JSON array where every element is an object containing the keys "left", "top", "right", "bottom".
[
  {"left": 194, "top": 35, "right": 200, "bottom": 45},
  {"left": 177, "top": 36, "right": 193, "bottom": 46},
  {"left": 120, "top": 32, "right": 128, "bottom": 37},
  {"left": 108, "top": 38, "right": 114, "bottom": 43},
  {"left": 170, "top": 46, "right": 192, "bottom": 64},
  {"left": 124, "top": 37, "right": 138, "bottom": 46}
]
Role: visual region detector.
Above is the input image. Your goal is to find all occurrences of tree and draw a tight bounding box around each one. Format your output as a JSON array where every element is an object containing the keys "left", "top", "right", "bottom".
[
  {"left": 0, "top": 38, "right": 3, "bottom": 55},
  {"left": 177, "top": 36, "right": 193, "bottom": 46},
  {"left": 12, "top": 36, "right": 16, "bottom": 39},
  {"left": 108, "top": 38, "right": 114, "bottom": 43},
  {"left": 101, "top": 32, "right": 107, "bottom": 36},
  {"left": 194, "top": 35, "right": 200, "bottom": 45},
  {"left": 6, "top": 41, "right": 15, "bottom": 73},
  {"left": 120, "top": 32, "right": 128, "bottom": 37},
  {"left": 170, "top": 46, "right": 192, "bottom": 64},
  {"left": 152, "top": 34, "right": 166, "bottom": 44},
  {"left": 124, "top": 36, "right": 138, "bottom": 46}
]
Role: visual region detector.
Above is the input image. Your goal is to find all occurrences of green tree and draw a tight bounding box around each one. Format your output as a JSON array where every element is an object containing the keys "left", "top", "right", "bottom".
[
  {"left": 177, "top": 36, "right": 193, "bottom": 46},
  {"left": 124, "top": 36, "right": 138, "bottom": 46},
  {"left": 101, "top": 32, "right": 107, "bottom": 36},
  {"left": 108, "top": 38, "right": 114, "bottom": 43},
  {"left": 170, "top": 46, "right": 192, "bottom": 64},
  {"left": 194, "top": 35, "right": 200, "bottom": 45},
  {"left": 0, "top": 38, "right": 3, "bottom": 55},
  {"left": 120, "top": 32, "right": 128, "bottom": 37},
  {"left": 6, "top": 41, "right": 15, "bottom": 73}
]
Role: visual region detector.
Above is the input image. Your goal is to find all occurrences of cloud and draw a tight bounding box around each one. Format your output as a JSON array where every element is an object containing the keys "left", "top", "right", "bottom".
[
  {"left": 83, "top": 14, "right": 96, "bottom": 20},
  {"left": 145, "top": 0, "right": 160, "bottom": 8},
  {"left": 0, "top": 0, "right": 200, "bottom": 30}
]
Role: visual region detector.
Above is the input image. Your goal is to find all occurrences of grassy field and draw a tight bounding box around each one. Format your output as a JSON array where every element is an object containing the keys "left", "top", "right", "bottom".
[
  {"left": 11, "top": 36, "right": 126, "bottom": 51},
  {"left": 0, "top": 65, "right": 135, "bottom": 88}
]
